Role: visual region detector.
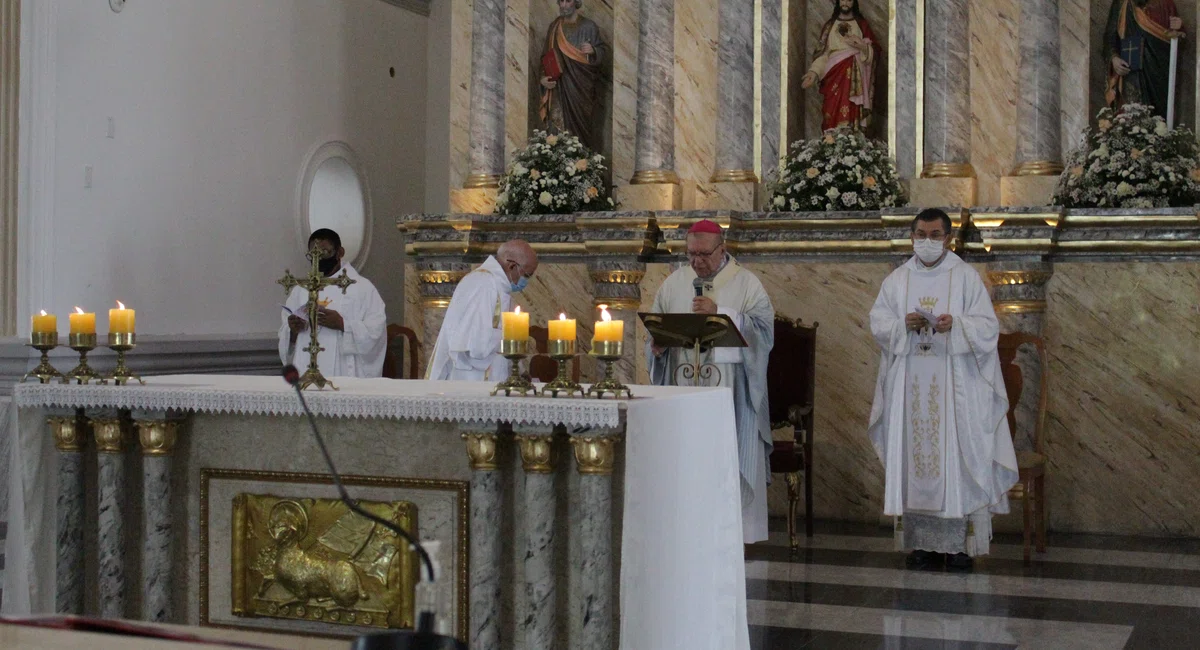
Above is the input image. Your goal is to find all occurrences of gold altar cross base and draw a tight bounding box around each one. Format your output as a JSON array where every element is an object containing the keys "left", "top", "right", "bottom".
[{"left": 277, "top": 246, "right": 356, "bottom": 390}]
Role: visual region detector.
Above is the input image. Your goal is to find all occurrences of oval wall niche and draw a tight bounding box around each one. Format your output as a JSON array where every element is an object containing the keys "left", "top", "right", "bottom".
[{"left": 298, "top": 141, "right": 373, "bottom": 268}]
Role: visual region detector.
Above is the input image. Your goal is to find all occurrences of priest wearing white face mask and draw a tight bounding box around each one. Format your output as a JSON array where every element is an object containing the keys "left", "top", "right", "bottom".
[
  {"left": 427, "top": 239, "right": 540, "bottom": 381},
  {"left": 867, "top": 208, "right": 1018, "bottom": 572}
]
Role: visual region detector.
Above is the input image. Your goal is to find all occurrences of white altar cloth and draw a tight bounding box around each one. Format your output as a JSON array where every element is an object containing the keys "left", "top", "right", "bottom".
[{"left": 4, "top": 375, "right": 749, "bottom": 650}]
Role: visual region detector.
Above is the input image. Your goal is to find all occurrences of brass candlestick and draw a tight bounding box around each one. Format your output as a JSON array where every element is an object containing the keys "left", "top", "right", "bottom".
[
  {"left": 491, "top": 338, "right": 536, "bottom": 397},
  {"left": 22, "top": 331, "right": 63, "bottom": 383},
  {"left": 102, "top": 332, "right": 144, "bottom": 385},
  {"left": 541, "top": 339, "right": 583, "bottom": 398},
  {"left": 586, "top": 339, "right": 632, "bottom": 399},
  {"left": 277, "top": 246, "right": 357, "bottom": 391},
  {"left": 63, "top": 333, "right": 102, "bottom": 384}
]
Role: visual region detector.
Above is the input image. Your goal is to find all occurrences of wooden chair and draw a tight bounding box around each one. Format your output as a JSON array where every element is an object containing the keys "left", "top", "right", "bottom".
[
  {"left": 767, "top": 316, "right": 818, "bottom": 550},
  {"left": 528, "top": 325, "right": 581, "bottom": 384},
  {"left": 997, "top": 332, "right": 1049, "bottom": 565},
  {"left": 382, "top": 324, "right": 419, "bottom": 379}
]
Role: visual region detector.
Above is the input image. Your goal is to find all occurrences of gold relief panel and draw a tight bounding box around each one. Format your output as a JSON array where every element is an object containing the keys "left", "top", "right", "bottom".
[
  {"left": 589, "top": 270, "right": 646, "bottom": 285},
  {"left": 230, "top": 493, "right": 419, "bottom": 630},
  {"left": 417, "top": 271, "right": 469, "bottom": 286},
  {"left": 985, "top": 270, "right": 1053, "bottom": 287}
]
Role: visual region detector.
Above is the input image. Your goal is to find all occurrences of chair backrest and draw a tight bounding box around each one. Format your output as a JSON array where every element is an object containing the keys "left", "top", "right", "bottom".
[
  {"left": 528, "top": 325, "right": 581, "bottom": 384},
  {"left": 382, "top": 324, "right": 420, "bottom": 379},
  {"left": 767, "top": 317, "right": 818, "bottom": 435},
  {"left": 996, "top": 332, "right": 1049, "bottom": 454}
]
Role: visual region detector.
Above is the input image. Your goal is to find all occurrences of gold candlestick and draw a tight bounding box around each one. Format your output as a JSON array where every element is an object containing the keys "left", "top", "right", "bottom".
[
  {"left": 586, "top": 339, "right": 632, "bottom": 399},
  {"left": 102, "top": 332, "right": 144, "bottom": 385},
  {"left": 63, "top": 333, "right": 102, "bottom": 384},
  {"left": 491, "top": 338, "right": 536, "bottom": 397},
  {"left": 22, "top": 331, "right": 63, "bottom": 383},
  {"left": 541, "top": 339, "right": 583, "bottom": 398}
]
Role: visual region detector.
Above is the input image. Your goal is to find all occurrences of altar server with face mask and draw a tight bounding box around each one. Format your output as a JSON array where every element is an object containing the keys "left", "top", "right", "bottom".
[
  {"left": 427, "top": 239, "right": 540, "bottom": 381},
  {"left": 867, "top": 208, "right": 1019, "bottom": 571},
  {"left": 278, "top": 228, "right": 389, "bottom": 378}
]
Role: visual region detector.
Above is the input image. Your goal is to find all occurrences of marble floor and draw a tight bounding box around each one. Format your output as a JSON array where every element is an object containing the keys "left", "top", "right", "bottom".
[{"left": 746, "top": 519, "right": 1200, "bottom": 650}]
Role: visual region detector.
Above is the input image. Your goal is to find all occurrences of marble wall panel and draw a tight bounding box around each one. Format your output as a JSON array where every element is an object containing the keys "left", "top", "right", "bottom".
[
  {"left": 968, "top": 0, "right": 1019, "bottom": 206},
  {"left": 676, "top": 0, "right": 720, "bottom": 184},
  {"left": 1061, "top": 0, "right": 1091, "bottom": 155},
  {"left": 801, "top": 0, "right": 890, "bottom": 141},
  {"left": 612, "top": 0, "right": 639, "bottom": 187},
  {"left": 1042, "top": 262, "right": 1200, "bottom": 536},
  {"left": 508, "top": 0, "right": 531, "bottom": 157}
]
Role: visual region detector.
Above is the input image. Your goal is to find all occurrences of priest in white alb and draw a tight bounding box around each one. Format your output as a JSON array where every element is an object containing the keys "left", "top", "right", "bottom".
[
  {"left": 279, "top": 229, "right": 388, "bottom": 377},
  {"left": 427, "top": 239, "right": 539, "bottom": 381},
  {"left": 868, "top": 208, "right": 1018, "bottom": 571},
  {"left": 646, "top": 220, "right": 775, "bottom": 543}
]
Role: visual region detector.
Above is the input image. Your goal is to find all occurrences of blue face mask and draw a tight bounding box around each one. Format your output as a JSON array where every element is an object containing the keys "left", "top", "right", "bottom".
[{"left": 511, "top": 276, "right": 529, "bottom": 293}]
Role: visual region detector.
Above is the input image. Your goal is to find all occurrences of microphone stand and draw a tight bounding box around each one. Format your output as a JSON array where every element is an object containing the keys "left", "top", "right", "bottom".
[{"left": 281, "top": 366, "right": 465, "bottom": 650}]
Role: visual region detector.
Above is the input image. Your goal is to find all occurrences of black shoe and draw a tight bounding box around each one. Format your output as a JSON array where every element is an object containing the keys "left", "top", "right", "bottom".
[
  {"left": 905, "top": 550, "right": 943, "bottom": 570},
  {"left": 945, "top": 553, "right": 974, "bottom": 571}
]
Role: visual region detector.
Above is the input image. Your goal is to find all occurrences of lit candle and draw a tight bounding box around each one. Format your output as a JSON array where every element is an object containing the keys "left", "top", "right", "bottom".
[
  {"left": 32, "top": 310, "right": 57, "bottom": 334},
  {"left": 593, "top": 305, "right": 624, "bottom": 342},
  {"left": 69, "top": 307, "right": 96, "bottom": 334},
  {"left": 109, "top": 301, "right": 136, "bottom": 334},
  {"left": 501, "top": 305, "right": 529, "bottom": 341},
  {"left": 548, "top": 312, "right": 576, "bottom": 341}
]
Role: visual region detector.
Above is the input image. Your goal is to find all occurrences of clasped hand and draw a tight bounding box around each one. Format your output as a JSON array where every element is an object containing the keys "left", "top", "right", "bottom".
[{"left": 905, "top": 312, "right": 953, "bottom": 334}]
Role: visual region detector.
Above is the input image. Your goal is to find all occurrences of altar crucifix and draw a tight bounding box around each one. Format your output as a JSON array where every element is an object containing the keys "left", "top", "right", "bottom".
[{"left": 277, "top": 246, "right": 356, "bottom": 390}]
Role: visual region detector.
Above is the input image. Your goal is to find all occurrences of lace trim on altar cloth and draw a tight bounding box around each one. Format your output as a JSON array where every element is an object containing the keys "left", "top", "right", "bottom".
[{"left": 12, "top": 381, "right": 622, "bottom": 428}]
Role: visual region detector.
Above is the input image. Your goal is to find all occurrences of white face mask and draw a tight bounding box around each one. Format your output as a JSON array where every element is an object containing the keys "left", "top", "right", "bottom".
[{"left": 913, "top": 238, "right": 946, "bottom": 264}]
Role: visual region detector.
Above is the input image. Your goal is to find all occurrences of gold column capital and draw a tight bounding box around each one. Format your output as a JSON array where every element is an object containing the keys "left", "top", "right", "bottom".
[
  {"left": 515, "top": 434, "right": 555, "bottom": 474},
  {"left": 136, "top": 420, "right": 180, "bottom": 456},
  {"left": 570, "top": 436, "right": 619, "bottom": 475},
  {"left": 93, "top": 418, "right": 124, "bottom": 454},
  {"left": 920, "top": 162, "right": 977, "bottom": 179},
  {"left": 630, "top": 169, "right": 680, "bottom": 185},
  {"left": 462, "top": 432, "right": 500, "bottom": 471},
  {"left": 49, "top": 416, "right": 85, "bottom": 452}
]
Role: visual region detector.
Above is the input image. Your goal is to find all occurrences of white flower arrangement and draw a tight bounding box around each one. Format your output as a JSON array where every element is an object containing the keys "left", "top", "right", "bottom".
[
  {"left": 767, "top": 126, "right": 906, "bottom": 212},
  {"left": 1053, "top": 104, "right": 1200, "bottom": 208},
  {"left": 496, "top": 130, "right": 614, "bottom": 215}
]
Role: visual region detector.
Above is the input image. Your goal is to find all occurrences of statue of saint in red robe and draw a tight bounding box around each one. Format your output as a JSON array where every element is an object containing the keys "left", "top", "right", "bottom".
[{"left": 802, "top": 0, "right": 881, "bottom": 132}]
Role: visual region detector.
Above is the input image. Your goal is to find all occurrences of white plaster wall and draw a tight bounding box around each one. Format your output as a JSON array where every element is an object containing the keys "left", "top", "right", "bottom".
[{"left": 19, "top": 0, "right": 427, "bottom": 335}]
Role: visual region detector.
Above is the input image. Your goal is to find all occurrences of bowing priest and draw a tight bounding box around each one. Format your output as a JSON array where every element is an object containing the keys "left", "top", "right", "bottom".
[
  {"left": 278, "top": 228, "right": 389, "bottom": 377},
  {"left": 427, "top": 239, "right": 539, "bottom": 381},
  {"left": 867, "top": 208, "right": 1018, "bottom": 571},
  {"left": 646, "top": 220, "right": 775, "bottom": 543}
]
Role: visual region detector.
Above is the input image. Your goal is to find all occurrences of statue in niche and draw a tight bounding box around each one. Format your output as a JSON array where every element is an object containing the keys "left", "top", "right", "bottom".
[
  {"left": 1104, "top": 0, "right": 1184, "bottom": 120},
  {"left": 801, "top": 0, "right": 880, "bottom": 132},
  {"left": 538, "top": 0, "right": 609, "bottom": 153}
]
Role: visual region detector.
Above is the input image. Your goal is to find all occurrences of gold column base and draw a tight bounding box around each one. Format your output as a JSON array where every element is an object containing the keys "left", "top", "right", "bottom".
[
  {"left": 709, "top": 169, "right": 759, "bottom": 183},
  {"left": 463, "top": 173, "right": 502, "bottom": 189},
  {"left": 921, "top": 162, "right": 977, "bottom": 179},
  {"left": 1010, "top": 160, "right": 1064, "bottom": 177},
  {"left": 994, "top": 300, "right": 1048, "bottom": 314},
  {"left": 630, "top": 169, "right": 680, "bottom": 185}
]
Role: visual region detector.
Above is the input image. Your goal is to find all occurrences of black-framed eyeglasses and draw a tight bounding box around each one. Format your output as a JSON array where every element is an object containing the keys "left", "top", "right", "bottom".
[{"left": 685, "top": 245, "right": 723, "bottom": 260}]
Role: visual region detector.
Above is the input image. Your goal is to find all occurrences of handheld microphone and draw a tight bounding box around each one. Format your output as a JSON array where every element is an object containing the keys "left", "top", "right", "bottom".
[
  {"left": 281, "top": 365, "right": 465, "bottom": 650},
  {"left": 693, "top": 277, "right": 705, "bottom": 297}
]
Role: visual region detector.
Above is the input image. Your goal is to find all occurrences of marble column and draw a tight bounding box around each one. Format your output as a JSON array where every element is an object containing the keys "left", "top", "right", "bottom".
[
  {"left": 630, "top": 0, "right": 678, "bottom": 185},
  {"left": 891, "top": 0, "right": 919, "bottom": 179},
  {"left": 463, "top": 428, "right": 502, "bottom": 650},
  {"left": 1012, "top": 0, "right": 1062, "bottom": 176},
  {"left": 50, "top": 412, "right": 86, "bottom": 614},
  {"left": 464, "top": 0, "right": 506, "bottom": 188},
  {"left": 712, "top": 0, "right": 756, "bottom": 183},
  {"left": 569, "top": 433, "right": 617, "bottom": 650},
  {"left": 0, "top": 0, "right": 17, "bottom": 335},
  {"left": 588, "top": 260, "right": 645, "bottom": 383},
  {"left": 417, "top": 263, "right": 470, "bottom": 377},
  {"left": 514, "top": 427, "right": 557, "bottom": 650},
  {"left": 136, "top": 415, "right": 179, "bottom": 622},
  {"left": 921, "top": 0, "right": 973, "bottom": 178},
  {"left": 93, "top": 416, "right": 127, "bottom": 620},
  {"left": 759, "top": 0, "right": 783, "bottom": 179},
  {"left": 987, "top": 262, "right": 1052, "bottom": 454}
]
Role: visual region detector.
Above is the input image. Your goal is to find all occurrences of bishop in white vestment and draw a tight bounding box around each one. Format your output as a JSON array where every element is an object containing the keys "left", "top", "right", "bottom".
[
  {"left": 868, "top": 209, "right": 1018, "bottom": 570},
  {"left": 427, "top": 240, "right": 539, "bottom": 381},
  {"left": 647, "top": 220, "right": 775, "bottom": 544},
  {"left": 278, "top": 229, "right": 389, "bottom": 378}
]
